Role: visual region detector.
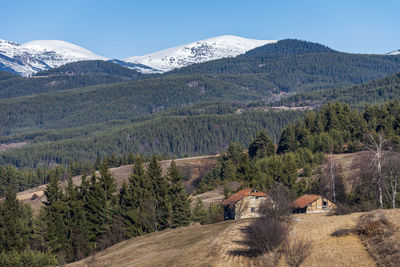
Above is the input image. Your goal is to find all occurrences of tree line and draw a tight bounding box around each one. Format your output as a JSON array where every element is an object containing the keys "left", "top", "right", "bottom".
[{"left": 0, "top": 156, "right": 201, "bottom": 265}]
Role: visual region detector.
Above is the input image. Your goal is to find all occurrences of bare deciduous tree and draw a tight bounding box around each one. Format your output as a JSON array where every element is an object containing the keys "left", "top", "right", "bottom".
[
  {"left": 365, "top": 133, "right": 388, "bottom": 209},
  {"left": 284, "top": 238, "right": 313, "bottom": 267},
  {"left": 383, "top": 151, "right": 400, "bottom": 209}
]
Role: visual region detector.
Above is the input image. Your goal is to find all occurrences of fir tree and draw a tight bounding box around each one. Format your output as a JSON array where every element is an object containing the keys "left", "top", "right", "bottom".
[
  {"left": 167, "top": 160, "right": 191, "bottom": 227},
  {"left": 42, "top": 173, "right": 69, "bottom": 256},
  {"left": 147, "top": 156, "right": 172, "bottom": 230},
  {"left": 192, "top": 198, "right": 209, "bottom": 225},
  {"left": 0, "top": 187, "right": 33, "bottom": 252},
  {"left": 248, "top": 131, "right": 275, "bottom": 159}
]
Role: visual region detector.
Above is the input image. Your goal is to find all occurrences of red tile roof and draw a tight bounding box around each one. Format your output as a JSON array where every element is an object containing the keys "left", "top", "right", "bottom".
[
  {"left": 294, "top": 194, "right": 321, "bottom": 208},
  {"left": 221, "top": 188, "right": 266, "bottom": 206}
]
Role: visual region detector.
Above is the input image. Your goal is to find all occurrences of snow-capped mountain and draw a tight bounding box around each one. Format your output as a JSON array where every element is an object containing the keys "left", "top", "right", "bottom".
[
  {"left": 0, "top": 39, "right": 107, "bottom": 76},
  {"left": 0, "top": 35, "right": 277, "bottom": 76},
  {"left": 387, "top": 50, "right": 400, "bottom": 56},
  {"left": 124, "top": 35, "right": 277, "bottom": 73}
]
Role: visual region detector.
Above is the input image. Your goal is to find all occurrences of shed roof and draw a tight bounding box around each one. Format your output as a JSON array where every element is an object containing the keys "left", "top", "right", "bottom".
[
  {"left": 294, "top": 194, "right": 321, "bottom": 208},
  {"left": 221, "top": 188, "right": 266, "bottom": 206}
]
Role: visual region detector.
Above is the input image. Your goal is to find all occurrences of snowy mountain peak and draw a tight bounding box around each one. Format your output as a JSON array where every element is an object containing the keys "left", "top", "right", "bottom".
[
  {"left": 22, "top": 40, "right": 107, "bottom": 61},
  {"left": 0, "top": 38, "right": 107, "bottom": 76},
  {"left": 124, "top": 35, "right": 277, "bottom": 73},
  {"left": 387, "top": 50, "right": 400, "bottom": 56}
]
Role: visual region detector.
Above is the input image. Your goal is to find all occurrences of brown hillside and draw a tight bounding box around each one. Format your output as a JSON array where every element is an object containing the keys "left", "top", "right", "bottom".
[{"left": 68, "top": 209, "right": 400, "bottom": 267}]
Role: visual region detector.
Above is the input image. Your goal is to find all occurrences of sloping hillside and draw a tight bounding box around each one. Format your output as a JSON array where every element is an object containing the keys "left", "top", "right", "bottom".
[
  {"left": 67, "top": 209, "right": 400, "bottom": 267},
  {"left": 16, "top": 151, "right": 365, "bottom": 212},
  {"left": 16, "top": 155, "right": 219, "bottom": 212}
]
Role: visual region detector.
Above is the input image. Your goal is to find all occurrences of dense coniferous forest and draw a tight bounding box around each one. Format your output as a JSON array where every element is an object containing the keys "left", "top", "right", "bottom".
[
  {"left": 0, "top": 61, "right": 143, "bottom": 99},
  {"left": 0, "top": 108, "right": 305, "bottom": 168},
  {"left": 276, "top": 71, "right": 400, "bottom": 108},
  {"left": 170, "top": 39, "right": 400, "bottom": 92}
]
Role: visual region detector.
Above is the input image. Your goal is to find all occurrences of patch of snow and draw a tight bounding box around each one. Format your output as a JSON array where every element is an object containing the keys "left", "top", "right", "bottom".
[
  {"left": 124, "top": 35, "right": 277, "bottom": 72},
  {"left": 0, "top": 38, "right": 107, "bottom": 76},
  {"left": 387, "top": 50, "right": 400, "bottom": 56}
]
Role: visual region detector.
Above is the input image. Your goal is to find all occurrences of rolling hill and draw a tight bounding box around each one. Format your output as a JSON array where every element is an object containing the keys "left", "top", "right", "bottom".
[{"left": 66, "top": 209, "right": 400, "bottom": 267}]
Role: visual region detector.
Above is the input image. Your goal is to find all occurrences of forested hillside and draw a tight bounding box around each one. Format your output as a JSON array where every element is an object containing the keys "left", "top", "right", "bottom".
[
  {"left": 170, "top": 39, "right": 400, "bottom": 92},
  {"left": 277, "top": 71, "right": 400, "bottom": 107},
  {"left": 0, "top": 109, "right": 304, "bottom": 168},
  {"left": 1, "top": 39, "right": 400, "bottom": 171},
  {"left": 0, "top": 74, "right": 265, "bottom": 135}
]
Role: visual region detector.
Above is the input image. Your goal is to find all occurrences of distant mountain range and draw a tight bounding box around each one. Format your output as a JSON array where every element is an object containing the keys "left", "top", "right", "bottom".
[
  {"left": 0, "top": 35, "right": 276, "bottom": 76},
  {"left": 1, "top": 36, "right": 399, "bottom": 76}
]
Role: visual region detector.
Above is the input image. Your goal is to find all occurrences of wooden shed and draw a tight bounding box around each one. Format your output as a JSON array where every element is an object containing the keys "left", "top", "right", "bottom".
[
  {"left": 221, "top": 188, "right": 268, "bottom": 220},
  {"left": 293, "top": 194, "right": 336, "bottom": 213}
]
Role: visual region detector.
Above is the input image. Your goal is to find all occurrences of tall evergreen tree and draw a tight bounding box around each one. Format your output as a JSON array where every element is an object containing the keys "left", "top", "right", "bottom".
[
  {"left": 0, "top": 187, "right": 33, "bottom": 252},
  {"left": 167, "top": 161, "right": 191, "bottom": 227},
  {"left": 42, "top": 173, "right": 69, "bottom": 256},
  {"left": 248, "top": 131, "right": 275, "bottom": 159},
  {"left": 147, "top": 156, "right": 172, "bottom": 231},
  {"left": 84, "top": 165, "right": 117, "bottom": 245},
  {"left": 64, "top": 176, "right": 90, "bottom": 261}
]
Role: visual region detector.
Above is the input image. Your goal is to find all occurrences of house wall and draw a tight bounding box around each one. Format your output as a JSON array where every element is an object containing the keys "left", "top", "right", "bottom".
[
  {"left": 305, "top": 197, "right": 336, "bottom": 213},
  {"left": 234, "top": 196, "right": 267, "bottom": 219}
]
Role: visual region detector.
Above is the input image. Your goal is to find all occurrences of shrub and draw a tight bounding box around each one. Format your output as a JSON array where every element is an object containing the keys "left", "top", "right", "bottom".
[
  {"left": 328, "top": 203, "right": 353, "bottom": 216},
  {"left": 246, "top": 217, "right": 288, "bottom": 255},
  {"left": 284, "top": 238, "right": 313, "bottom": 267},
  {"left": 331, "top": 227, "right": 353, "bottom": 237},
  {"left": 356, "top": 211, "right": 394, "bottom": 238}
]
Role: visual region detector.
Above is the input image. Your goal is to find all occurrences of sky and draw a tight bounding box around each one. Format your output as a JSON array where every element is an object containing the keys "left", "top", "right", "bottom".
[{"left": 1, "top": 0, "right": 400, "bottom": 59}]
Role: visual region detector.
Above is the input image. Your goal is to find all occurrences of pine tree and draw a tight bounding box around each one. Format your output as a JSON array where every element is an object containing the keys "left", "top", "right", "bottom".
[
  {"left": 167, "top": 161, "right": 191, "bottom": 227},
  {"left": 147, "top": 156, "right": 172, "bottom": 231},
  {"left": 43, "top": 173, "right": 69, "bottom": 256},
  {"left": 248, "top": 131, "right": 275, "bottom": 159},
  {"left": 127, "top": 155, "right": 154, "bottom": 234},
  {"left": 192, "top": 198, "right": 209, "bottom": 225},
  {"left": 0, "top": 187, "right": 33, "bottom": 252},
  {"left": 84, "top": 169, "right": 116, "bottom": 244},
  {"left": 64, "top": 176, "right": 90, "bottom": 261}
]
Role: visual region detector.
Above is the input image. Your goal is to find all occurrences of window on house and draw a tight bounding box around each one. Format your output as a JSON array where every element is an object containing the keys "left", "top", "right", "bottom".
[
  {"left": 322, "top": 201, "right": 327, "bottom": 206},
  {"left": 251, "top": 207, "right": 255, "bottom": 212}
]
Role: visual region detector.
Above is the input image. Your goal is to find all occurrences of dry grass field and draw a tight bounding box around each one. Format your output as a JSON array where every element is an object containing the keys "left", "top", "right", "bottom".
[{"left": 67, "top": 209, "right": 400, "bottom": 267}]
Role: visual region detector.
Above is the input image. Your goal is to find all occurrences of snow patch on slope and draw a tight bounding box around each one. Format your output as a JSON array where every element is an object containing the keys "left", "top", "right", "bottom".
[
  {"left": 387, "top": 50, "right": 400, "bottom": 56},
  {"left": 124, "top": 35, "right": 277, "bottom": 73},
  {"left": 0, "top": 39, "right": 107, "bottom": 76}
]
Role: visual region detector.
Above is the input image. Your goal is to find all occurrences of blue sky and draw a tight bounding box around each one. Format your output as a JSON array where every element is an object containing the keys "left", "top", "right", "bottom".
[{"left": 1, "top": 0, "right": 399, "bottom": 58}]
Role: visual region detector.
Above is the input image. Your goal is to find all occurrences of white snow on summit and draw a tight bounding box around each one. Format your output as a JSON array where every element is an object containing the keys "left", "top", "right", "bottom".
[
  {"left": 0, "top": 35, "right": 277, "bottom": 76},
  {"left": 124, "top": 35, "right": 277, "bottom": 73},
  {"left": 387, "top": 50, "right": 400, "bottom": 56},
  {"left": 0, "top": 39, "right": 107, "bottom": 76}
]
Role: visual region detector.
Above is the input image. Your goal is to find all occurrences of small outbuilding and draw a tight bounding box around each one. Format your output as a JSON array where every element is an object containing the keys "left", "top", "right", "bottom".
[
  {"left": 293, "top": 194, "right": 335, "bottom": 213},
  {"left": 221, "top": 188, "right": 268, "bottom": 220}
]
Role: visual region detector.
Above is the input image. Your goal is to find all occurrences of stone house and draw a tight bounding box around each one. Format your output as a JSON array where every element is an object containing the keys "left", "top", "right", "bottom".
[
  {"left": 293, "top": 194, "right": 336, "bottom": 213},
  {"left": 221, "top": 188, "right": 268, "bottom": 220}
]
